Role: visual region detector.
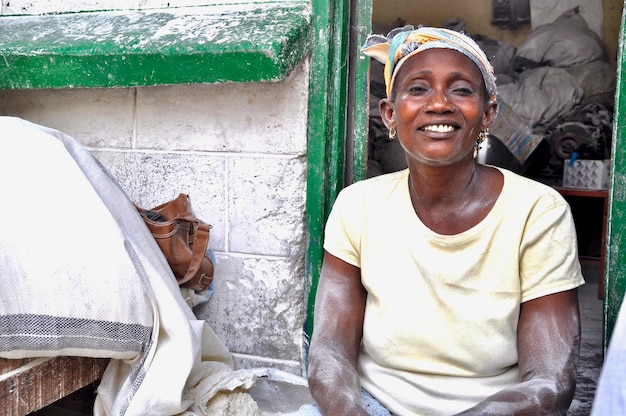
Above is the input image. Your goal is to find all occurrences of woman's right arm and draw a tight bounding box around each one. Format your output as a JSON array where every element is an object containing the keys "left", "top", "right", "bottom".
[{"left": 307, "top": 251, "right": 369, "bottom": 416}]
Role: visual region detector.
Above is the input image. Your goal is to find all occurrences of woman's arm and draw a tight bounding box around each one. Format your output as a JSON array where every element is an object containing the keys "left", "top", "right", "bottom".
[
  {"left": 307, "top": 251, "right": 369, "bottom": 416},
  {"left": 457, "top": 288, "right": 581, "bottom": 415}
]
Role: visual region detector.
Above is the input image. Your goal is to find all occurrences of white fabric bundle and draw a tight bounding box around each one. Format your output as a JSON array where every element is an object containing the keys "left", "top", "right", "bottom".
[{"left": 0, "top": 116, "right": 255, "bottom": 415}]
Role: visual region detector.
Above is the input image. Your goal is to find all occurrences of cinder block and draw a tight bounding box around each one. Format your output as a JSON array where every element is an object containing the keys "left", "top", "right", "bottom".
[
  {"left": 0, "top": 88, "right": 134, "bottom": 148},
  {"left": 135, "top": 61, "right": 309, "bottom": 154},
  {"left": 196, "top": 254, "right": 307, "bottom": 362},
  {"left": 228, "top": 155, "right": 307, "bottom": 256},
  {"left": 92, "top": 149, "right": 228, "bottom": 251}
]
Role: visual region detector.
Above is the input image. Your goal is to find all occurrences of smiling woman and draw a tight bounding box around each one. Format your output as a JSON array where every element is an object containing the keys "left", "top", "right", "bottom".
[
  {"left": 299, "top": 26, "right": 585, "bottom": 416},
  {"left": 381, "top": 48, "right": 496, "bottom": 174}
]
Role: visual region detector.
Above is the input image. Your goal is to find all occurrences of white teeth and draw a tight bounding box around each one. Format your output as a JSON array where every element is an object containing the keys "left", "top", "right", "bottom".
[{"left": 422, "top": 124, "right": 455, "bottom": 133}]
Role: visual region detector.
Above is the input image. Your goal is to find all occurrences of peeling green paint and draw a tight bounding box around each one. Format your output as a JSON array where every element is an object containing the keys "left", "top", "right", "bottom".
[
  {"left": 0, "top": 3, "right": 313, "bottom": 88},
  {"left": 350, "top": 4, "right": 372, "bottom": 183},
  {"left": 304, "top": 0, "right": 352, "bottom": 339},
  {"left": 604, "top": 5, "right": 626, "bottom": 350},
  {"left": 303, "top": 1, "right": 372, "bottom": 340}
]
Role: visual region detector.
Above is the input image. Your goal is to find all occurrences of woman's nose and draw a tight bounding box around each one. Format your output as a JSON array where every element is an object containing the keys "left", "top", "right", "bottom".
[{"left": 426, "top": 89, "right": 453, "bottom": 112}]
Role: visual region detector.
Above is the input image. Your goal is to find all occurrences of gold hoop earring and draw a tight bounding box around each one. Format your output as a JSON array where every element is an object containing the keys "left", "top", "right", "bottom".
[
  {"left": 474, "top": 130, "right": 488, "bottom": 158},
  {"left": 389, "top": 127, "right": 397, "bottom": 140}
]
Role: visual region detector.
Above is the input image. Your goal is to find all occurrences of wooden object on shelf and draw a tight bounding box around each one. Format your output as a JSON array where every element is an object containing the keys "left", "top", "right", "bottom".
[{"left": 0, "top": 356, "right": 109, "bottom": 416}]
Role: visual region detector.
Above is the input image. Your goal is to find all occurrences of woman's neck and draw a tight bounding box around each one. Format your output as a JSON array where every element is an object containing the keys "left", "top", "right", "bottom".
[
  {"left": 407, "top": 161, "right": 480, "bottom": 208},
  {"left": 406, "top": 162, "right": 502, "bottom": 235}
]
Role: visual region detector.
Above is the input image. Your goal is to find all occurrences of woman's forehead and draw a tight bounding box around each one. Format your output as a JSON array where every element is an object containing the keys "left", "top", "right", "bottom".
[{"left": 397, "top": 49, "right": 483, "bottom": 81}]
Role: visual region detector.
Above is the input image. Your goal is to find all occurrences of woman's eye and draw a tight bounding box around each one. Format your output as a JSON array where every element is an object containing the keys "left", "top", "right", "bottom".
[
  {"left": 453, "top": 87, "right": 473, "bottom": 95},
  {"left": 408, "top": 85, "right": 427, "bottom": 93},
  {"left": 454, "top": 88, "right": 472, "bottom": 95}
]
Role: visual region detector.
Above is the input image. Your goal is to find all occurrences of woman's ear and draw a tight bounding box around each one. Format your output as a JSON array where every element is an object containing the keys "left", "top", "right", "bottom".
[
  {"left": 379, "top": 97, "right": 396, "bottom": 130},
  {"left": 482, "top": 100, "right": 498, "bottom": 130}
]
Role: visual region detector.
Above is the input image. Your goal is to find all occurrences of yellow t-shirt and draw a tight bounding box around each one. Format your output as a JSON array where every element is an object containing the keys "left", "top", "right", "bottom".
[{"left": 323, "top": 167, "right": 585, "bottom": 416}]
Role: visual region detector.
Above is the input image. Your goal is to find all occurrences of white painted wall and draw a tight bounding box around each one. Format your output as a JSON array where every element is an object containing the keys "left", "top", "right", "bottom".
[{"left": 0, "top": 1, "right": 310, "bottom": 375}]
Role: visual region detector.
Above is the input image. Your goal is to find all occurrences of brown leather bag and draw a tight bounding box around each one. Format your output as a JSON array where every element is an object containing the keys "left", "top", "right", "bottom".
[{"left": 136, "top": 194, "right": 214, "bottom": 291}]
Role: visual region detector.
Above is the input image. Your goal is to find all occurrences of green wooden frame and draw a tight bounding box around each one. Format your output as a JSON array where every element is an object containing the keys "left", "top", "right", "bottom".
[
  {"left": 304, "top": 0, "right": 349, "bottom": 339},
  {"left": 304, "top": 0, "right": 371, "bottom": 340},
  {"left": 347, "top": 1, "right": 372, "bottom": 184},
  {"left": 604, "top": 5, "right": 626, "bottom": 350},
  {"left": 0, "top": 3, "right": 312, "bottom": 89}
]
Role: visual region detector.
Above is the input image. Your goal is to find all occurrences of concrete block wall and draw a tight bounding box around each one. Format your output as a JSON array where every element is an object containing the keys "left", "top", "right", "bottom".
[{"left": 0, "top": 0, "right": 311, "bottom": 375}]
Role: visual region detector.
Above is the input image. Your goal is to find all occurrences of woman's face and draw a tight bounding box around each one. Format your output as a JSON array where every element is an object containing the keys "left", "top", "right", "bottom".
[{"left": 380, "top": 48, "right": 497, "bottom": 166}]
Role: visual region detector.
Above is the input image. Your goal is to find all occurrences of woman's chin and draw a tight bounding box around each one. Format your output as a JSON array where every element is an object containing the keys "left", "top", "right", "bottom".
[{"left": 407, "top": 149, "right": 471, "bottom": 166}]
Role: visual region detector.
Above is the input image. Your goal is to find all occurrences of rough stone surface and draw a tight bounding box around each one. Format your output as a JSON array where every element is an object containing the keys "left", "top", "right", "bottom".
[
  {"left": 0, "top": 88, "right": 135, "bottom": 149},
  {"left": 195, "top": 254, "right": 307, "bottom": 362},
  {"left": 230, "top": 354, "right": 303, "bottom": 376},
  {"left": 229, "top": 155, "right": 307, "bottom": 256},
  {"left": 1, "top": 56, "right": 310, "bottom": 373},
  {"left": 92, "top": 150, "right": 229, "bottom": 250},
  {"left": 135, "top": 64, "right": 309, "bottom": 155}
]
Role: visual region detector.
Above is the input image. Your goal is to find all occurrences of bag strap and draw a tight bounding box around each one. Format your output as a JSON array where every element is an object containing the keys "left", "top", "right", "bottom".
[{"left": 177, "top": 221, "right": 211, "bottom": 286}]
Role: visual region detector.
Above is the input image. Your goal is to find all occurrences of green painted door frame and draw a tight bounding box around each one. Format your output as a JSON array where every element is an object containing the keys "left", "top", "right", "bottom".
[
  {"left": 604, "top": 4, "right": 626, "bottom": 350},
  {"left": 305, "top": 0, "right": 371, "bottom": 339}
]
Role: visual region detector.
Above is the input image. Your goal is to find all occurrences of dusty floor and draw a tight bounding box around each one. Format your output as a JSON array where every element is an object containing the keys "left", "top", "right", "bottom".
[
  {"left": 568, "top": 263, "right": 604, "bottom": 416},
  {"left": 31, "top": 265, "right": 606, "bottom": 416}
]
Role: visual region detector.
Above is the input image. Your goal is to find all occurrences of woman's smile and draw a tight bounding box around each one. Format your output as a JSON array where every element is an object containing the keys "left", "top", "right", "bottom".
[{"left": 421, "top": 124, "right": 457, "bottom": 133}]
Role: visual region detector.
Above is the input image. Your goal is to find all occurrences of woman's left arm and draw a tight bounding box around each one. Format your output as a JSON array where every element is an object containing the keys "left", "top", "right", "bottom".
[{"left": 457, "top": 288, "right": 581, "bottom": 415}]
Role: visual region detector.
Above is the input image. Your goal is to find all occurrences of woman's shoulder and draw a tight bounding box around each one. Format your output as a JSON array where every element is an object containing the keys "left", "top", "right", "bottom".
[
  {"left": 332, "top": 169, "right": 409, "bottom": 214},
  {"left": 496, "top": 167, "right": 564, "bottom": 203},
  {"left": 342, "top": 169, "right": 409, "bottom": 195}
]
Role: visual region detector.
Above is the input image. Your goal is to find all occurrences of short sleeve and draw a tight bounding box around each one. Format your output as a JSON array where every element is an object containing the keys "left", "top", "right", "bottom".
[
  {"left": 323, "top": 186, "right": 363, "bottom": 268},
  {"left": 520, "top": 199, "right": 585, "bottom": 302}
]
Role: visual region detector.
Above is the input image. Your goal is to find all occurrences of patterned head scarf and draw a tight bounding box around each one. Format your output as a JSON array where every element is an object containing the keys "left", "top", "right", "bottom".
[{"left": 362, "top": 25, "right": 497, "bottom": 101}]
